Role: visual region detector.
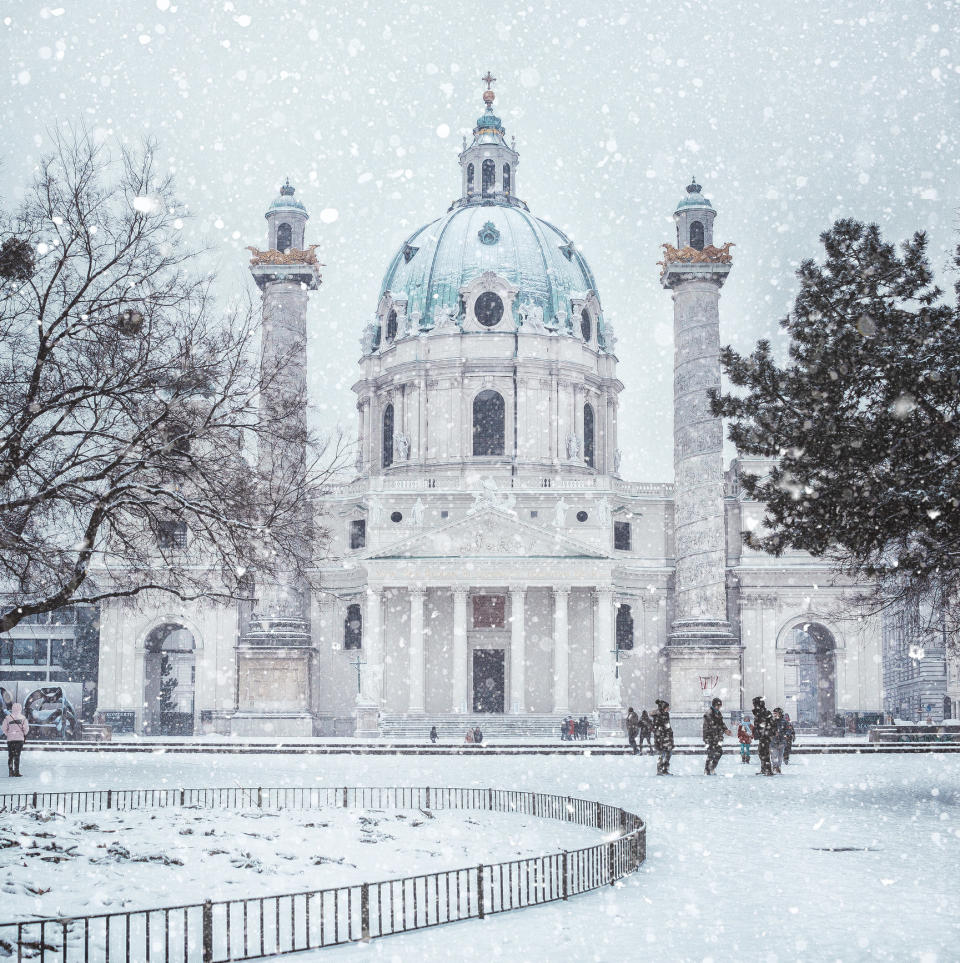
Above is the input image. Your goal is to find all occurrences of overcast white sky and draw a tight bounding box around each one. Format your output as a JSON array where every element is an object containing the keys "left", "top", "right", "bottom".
[{"left": 3, "top": 0, "right": 958, "bottom": 480}]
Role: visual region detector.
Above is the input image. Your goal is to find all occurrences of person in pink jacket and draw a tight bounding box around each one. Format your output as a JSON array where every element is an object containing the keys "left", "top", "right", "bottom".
[{"left": 2, "top": 703, "right": 29, "bottom": 777}]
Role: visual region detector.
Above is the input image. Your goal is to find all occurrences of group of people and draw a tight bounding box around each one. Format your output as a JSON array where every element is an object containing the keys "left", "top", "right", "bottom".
[
  {"left": 742, "top": 697, "right": 796, "bottom": 775},
  {"left": 463, "top": 726, "right": 484, "bottom": 745},
  {"left": 625, "top": 696, "right": 797, "bottom": 776},
  {"left": 559, "top": 716, "right": 592, "bottom": 740}
]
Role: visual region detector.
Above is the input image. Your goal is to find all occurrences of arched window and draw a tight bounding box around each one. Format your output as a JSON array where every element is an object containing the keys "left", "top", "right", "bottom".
[
  {"left": 482, "top": 159, "right": 495, "bottom": 196},
  {"left": 467, "top": 163, "right": 475, "bottom": 194},
  {"left": 473, "top": 390, "right": 505, "bottom": 456},
  {"left": 386, "top": 309, "right": 398, "bottom": 341},
  {"left": 344, "top": 603, "right": 362, "bottom": 649},
  {"left": 580, "top": 308, "right": 592, "bottom": 342},
  {"left": 689, "top": 220, "right": 704, "bottom": 251},
  {"left": 382, "top": 404, "right": 394, "bottom": 468},
  {"left": 372, "top": 323, "right": 382, "bottom": 350},
  {"left": 276, "top": 222, "right": 293, "bottom": 252},
  {"left": 616, "top": 604, "right": 634, "bottom": 650},
  {"left": 503, "top": 164, "right": 511, "bottom": 195},
  {"left": 583, "top": 403, "right": 595, "bottom": 468}
]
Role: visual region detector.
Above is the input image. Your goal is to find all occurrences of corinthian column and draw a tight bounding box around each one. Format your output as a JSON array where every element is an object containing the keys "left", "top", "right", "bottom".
[
  {"left": 408, "top": 588, "right": 425, "bottom": 713},
  {"left": 552, "top": 585, "right": 570, "bottom": 713},
  {"left": 451, "top": 585, "right": 468, "bottom": 713},
  {"left": 509, "top": 586, "right": 526, "bottom": 713}
]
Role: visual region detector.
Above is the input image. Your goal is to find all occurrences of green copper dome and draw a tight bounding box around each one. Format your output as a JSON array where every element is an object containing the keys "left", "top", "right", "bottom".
[{"left": 378, "top": 203, "right": 609, "bottom": 346}]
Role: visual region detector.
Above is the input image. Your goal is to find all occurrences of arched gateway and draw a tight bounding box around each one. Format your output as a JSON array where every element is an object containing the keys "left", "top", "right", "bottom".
[{"left": 142, "top": 623, "right": 196, "bottom": 736}]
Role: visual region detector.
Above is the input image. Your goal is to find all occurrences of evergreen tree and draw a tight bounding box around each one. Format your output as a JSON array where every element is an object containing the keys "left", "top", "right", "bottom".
[
  {"left": 711, "top": 220, "right": 960, "bottom": 620},
  {"left": 158, "top": 653, "right": 178, "bottom": 715}
]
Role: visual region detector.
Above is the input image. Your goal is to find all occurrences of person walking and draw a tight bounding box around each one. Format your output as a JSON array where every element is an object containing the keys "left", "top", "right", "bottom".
[
  {"left": 752, "top": 696, "right": 774, "bottom": 775},
  {"left": 770, "top": 707, "right": 787, "bottom": 774},
  {"left": 783, "top": 714, "right": 796, "bottom": 764},
  {"left": 2, "top": 703, "right": 28, "bottom": 777},
  {"left": 652, "top": 699, "right": 674, "bottom": 775},
  {"left": 626, "top": 706, "right": 641, "bottom": 754},
  {"left": 737, "top": 715, "right": 753, "bottom": 764},
  {"left": 429, "top": 725, "right": 438, "bottom": 745},
  {"left": 639, "top": 710, "right": 654, "bottom": 753},
  {"left": 702, "top": 697, "right": 732, "bottom": 775}
]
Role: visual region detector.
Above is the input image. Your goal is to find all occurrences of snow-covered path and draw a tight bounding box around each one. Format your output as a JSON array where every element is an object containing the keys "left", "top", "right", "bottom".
[{"left": 3, "top": 749, "right": 957, "bottom": 962}]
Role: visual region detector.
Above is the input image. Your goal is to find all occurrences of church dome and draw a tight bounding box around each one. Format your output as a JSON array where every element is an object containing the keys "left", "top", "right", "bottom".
[{"left": 380, "top": 205, "right": 603, "bottom": 336}]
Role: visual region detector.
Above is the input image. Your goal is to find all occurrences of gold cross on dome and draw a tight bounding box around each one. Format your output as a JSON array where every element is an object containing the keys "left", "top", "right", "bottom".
[{"left": 482, "top": 71, "right": 496, "bottom": 90}]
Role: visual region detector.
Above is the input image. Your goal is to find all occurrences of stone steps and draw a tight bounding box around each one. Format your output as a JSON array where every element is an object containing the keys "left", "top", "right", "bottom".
[{"left": 379, "top": 714, "right": 595, "bottom": 740}]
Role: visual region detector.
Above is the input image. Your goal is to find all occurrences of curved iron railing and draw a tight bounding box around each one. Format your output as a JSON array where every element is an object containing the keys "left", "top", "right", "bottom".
[{"left": 0, "top": 785, "right": 645, "bottom": 961}]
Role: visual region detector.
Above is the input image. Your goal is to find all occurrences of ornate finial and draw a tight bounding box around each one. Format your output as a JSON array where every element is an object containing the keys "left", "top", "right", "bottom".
[
  {"left": 481, "top": 70, "right": 496, "bottom": 105},
  {"left": 280, "top": 178, "right": 295, "bottom": 197},
  {"left": 686, "top": 176, "right": 701, "bottom": 194}
]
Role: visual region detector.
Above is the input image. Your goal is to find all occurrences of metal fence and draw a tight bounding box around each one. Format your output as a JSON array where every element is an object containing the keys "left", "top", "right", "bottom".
[{"left": 0, "top": 785, "right": 645, "bottom": 961}]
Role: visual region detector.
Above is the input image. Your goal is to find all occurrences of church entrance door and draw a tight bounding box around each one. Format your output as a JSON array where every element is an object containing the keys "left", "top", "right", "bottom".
[{"left": 472, "top": 649, "right": 505, "bottom": 713}]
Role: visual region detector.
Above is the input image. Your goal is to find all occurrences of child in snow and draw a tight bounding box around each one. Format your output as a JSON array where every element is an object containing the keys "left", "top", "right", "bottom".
[
  {"left": 2, "top": 703, "right": 29, "bottom": 777},
  {"left": 738, "top": 716, "right": 753, "bottom": 764}
]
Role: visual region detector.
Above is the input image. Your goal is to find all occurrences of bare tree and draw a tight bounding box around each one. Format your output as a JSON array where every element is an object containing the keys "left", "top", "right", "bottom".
[{"left": 0, "top": 131, "right": 345, "bottom": 634}]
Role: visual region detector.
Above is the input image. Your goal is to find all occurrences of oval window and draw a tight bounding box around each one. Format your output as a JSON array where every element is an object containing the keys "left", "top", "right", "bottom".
[
  {"left": 576, "top": 511, "right": 588, "bottom": 522},
  {"left": 475, "top": 292, "right": 504, "bottom": 327},
  {"left": 580, "top": 308, "right": 592, "bottom": 341},
  {"left": 390, "top": 511, "right": 403, "bottom": 523}
]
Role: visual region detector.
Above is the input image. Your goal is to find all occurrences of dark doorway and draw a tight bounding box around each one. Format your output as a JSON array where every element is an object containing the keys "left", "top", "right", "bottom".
[
  {"left": 472, "top": 649, "right": 505, "bottom": 713},
  {"left": 785, "top": 623, "right": 836, "bottom": 730}
]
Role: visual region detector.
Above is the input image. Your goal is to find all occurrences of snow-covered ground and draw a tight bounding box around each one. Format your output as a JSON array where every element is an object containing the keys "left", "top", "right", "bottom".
[{"left": 2, "top": 749, "right": 957, "bottom": 962}]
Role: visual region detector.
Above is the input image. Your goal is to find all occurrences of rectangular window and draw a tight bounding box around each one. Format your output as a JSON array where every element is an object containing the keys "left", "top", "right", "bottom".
[
  {"left": 157, "top": 520, "right": 188, "bottom": 549},
  {"left": 349, "top": 519, "right": 366, "bottom": 550},
  {"left": 472, "top": 595, "right": 506, "bottom": 629},
  {"left": 12, "top": 638, "right": 39, "bottom": 665},
  {"left": 529, "top": 510, "right": 538, "bottom": 518},
  {"left": 614, "top": 521, "right": 631, "bottom": 551},
  {"left": 344, "top": 603, "right": 363, "bottom": 649},
  {"left": 49, "top": 639, "right": 63, "bottom": 665}
]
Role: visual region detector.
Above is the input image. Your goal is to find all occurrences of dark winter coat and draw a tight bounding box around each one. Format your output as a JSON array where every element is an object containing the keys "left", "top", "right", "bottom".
[
  {"left": 753, "top": 704, "right": 774, "bottom": 742},
  {"left": 771, "top": 716, "right": 788, "bottom": 748},
  {"left": 702, "top": 707, "right": 727, "bottom": 745},
  {"left": 626, "top": 709, "right": 640, "bottom": 737},
  {"left": 784, "top": 722, "right": 796, "bottom": 746},
  {"left": 652, "top": 707, "right": 674, "bottom": 751},
  {"left": 639, "top": 711, "right": 653, "bottom": 735}
]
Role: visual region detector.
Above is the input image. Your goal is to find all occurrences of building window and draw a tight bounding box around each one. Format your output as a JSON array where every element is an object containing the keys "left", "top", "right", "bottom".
[
  {"left": 474, "top": 291, "right": 504, "bottom": 327},
  {"left": 576, "top": 510, "right": 588, "bottom": 522},
  {"left": 382, "top": 404, "right": 394, "bottom": 468},
  {"left": 390, "top": 511, "right": 403, "bottom": 523},
  {"left": 467, "top": 163, "right": 475, "bottom": 194},
  {"left": 616, "top": 604, "right": 634, "bottom": 650},
  {"left": 482, "top": 159, "right": 495, "bottom": 196},
  {"left": 157, "top": 520, "right": 188, "bottom": 549},
  {"left": 344, "top": 604, "right": 362, "bottom": 649},
  {"left": 349, "top": 519, "right": 366, "bottom": 549},
  {"left": 689, "top": 220, "right": 704, "bottom": 251},
  {"left": 473, "top": 389, "right": 505, "bottom": 456},
  {"left": 386, "top": 309, "right": 398, "bottom": 341},
  {"left": 50, "top": 639, "right": 63, "bottom": 665},
  {"left": 614, "top": 520, "right": 631, "bottom": 551},
  {"left": 583, "top": 403, "right": 595, "bottom": 468},
  {"left": 503, "top": 164, "right": 511, "bottom": 195},
  {"left": 580, "top": 308, "right": 591, "bottom": 342},
  {"left": 473, "top": 595, "right": 505, "bottom": 629},
  {"left": 276, "top": 222, "right": 293, "bottom": 252},
  {"left": 372, "top": 323, "right": 382, "bottom": 350}
]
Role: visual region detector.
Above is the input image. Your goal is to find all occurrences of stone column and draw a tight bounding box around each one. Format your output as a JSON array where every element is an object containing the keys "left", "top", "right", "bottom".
[
  {"left": 552, "top": 585, "right": 571, "bottom": 713},
  {"left": 509, "top": 586, "right": 526, "bottom": 713},
  {"left": 355, "top": 584, "right": 384, "bottom": 735},
  {"left": 407, "top": 588, "right": 425, "bottom": 713},
  {"left": 452, "top": 585, "right": 469, "bottom": 713},
  {"left": 594, "top": 587, "right": 622, "bottom": 735}
]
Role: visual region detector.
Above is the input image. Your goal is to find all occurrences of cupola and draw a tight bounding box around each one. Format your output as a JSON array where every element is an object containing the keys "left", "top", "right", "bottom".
[
  {"left": 265, "top": 179, "right": 309, "bottom": 252},
  {"left": 673, "top": 177, "right": 716, "bottom": 251}
]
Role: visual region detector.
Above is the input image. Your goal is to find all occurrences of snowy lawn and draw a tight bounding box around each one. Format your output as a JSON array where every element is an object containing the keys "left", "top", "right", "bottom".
[{"left": 3, "top": 748, "right": 957, "bottom": 962}]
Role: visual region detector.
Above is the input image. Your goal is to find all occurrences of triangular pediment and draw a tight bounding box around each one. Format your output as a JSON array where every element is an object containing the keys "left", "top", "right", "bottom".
[{"left": 368, "top": 507, "right": 609, "bottom": 560}]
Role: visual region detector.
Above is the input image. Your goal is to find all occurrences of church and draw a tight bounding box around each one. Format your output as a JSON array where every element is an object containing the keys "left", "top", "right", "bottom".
[{"left": 95, "top": 83, "right": 885, "bottom": 738}]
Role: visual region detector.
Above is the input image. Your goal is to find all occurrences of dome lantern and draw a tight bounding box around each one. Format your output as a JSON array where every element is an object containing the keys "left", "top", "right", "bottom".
[
  {"left": 673, "top": 175, "right": 716, "bottom": 251},
  {"left": 453, "top": 72, "right": 523, "bottom": 211},
  {"left": 265, "top": 178, "right": 309, "bottom": 253}
]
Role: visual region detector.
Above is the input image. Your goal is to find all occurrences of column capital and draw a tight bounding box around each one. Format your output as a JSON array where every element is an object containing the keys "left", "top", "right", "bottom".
[
  {"left": 452, "top": 583, "right": 470, "bottom": 598},
  {"left": 594, "top": 586, "right": 615, "bottom": 601},
  {"left": 509, "top": 584, "right": 527, "bottom": 597},
  {"left": 365, "top": 583, "right": 384, "bottom": 598},
  {"left": 408, "top": 586, "right": 427, "bottom": 601},
  {"left": 553, "top": 584, "right": 572, "bottom": 597}
]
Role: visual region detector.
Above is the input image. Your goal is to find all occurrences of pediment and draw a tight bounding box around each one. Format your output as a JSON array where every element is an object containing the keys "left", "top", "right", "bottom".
[{"left": 368, "top": 507, "right": 609, "bottom": 560}]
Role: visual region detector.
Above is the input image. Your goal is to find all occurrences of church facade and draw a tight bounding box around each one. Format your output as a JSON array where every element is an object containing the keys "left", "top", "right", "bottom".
[{"left": 95, "top": 86, "right": 884, "bottom": 737}]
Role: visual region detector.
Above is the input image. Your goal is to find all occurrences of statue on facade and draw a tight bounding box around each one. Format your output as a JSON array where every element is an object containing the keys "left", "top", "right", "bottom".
[
  {"left": 368, "top": 497, "right": 383, "bottom": 528},
  {"left": 593, "top": 660, "right": 621, "bottom": 707},
  {"left": 566, "top": 431, "right": 581, "bottom": 461},
  {"left": 412, "top": 497, "right": 425, "bottom": 527},
  {"left": 396, "top": 432, "right": 410, "bottom": 461},
  {"left": 613, "top": 448, "right": 622, "bottom": 474},
  {"left": 518, "top": 299, "right": 545, "bottom": 332},
  {"left": 603, "top": 319, "right": 617, "bottom": 351},
  {"left": 597, "top": 496, "right": 612, "bottom": 528},
  {"left": 433, "top": 304, "right": 457, "bottom": 330},
  {"left": 466, "top": 476, "right": 516, "bottom": 516},
  {"left": 553, "top": 496, "right": 569, "bottom": 528},
  {"left": 360, "top": 321, "right": 379, "bottom": 356}
]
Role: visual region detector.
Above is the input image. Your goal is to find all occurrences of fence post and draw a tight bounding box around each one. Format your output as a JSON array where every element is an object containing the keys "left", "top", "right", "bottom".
[
  {"left": 202, "top": 899, "right": 213, "bottom": 963},
  {"left": 360, "top": 883, "right": 370, "bottom": 942},
  {"left": 257, "top": 787, "right": 262, "bottom": 809},
  {"left": 107, "top": 789, "right": 112, "bottom": 810},
  {"left": 32, "top": 791, "right": 37, "bottom": 809},
  {"left": 425, "top": 786, "right": 431, "bottom": 810},
  {"left": 180, "top": 788, "right": 185, "bottom": 807},
  {"left": 477, "top": 864, "right": 485, "bottom": 919},
  {"left": 342, "top": 787, "right": 348, "bottom": 808},
  {"left": 608, "top": 841, "right": 616, "bottom": 885},
  {"left": 562, "top": 851, "right": 568, "bottom": 900},
  {"left": 620, "top": 809, "right": 627, "bottom": 836},
  {"left": 595, "top": 801, "right": 602, "bottom": 829}
]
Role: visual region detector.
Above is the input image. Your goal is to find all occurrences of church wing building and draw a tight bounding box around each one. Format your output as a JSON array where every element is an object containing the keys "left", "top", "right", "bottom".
[{"left": 95, "top": 85, "right": 884, "bottom": 738}]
